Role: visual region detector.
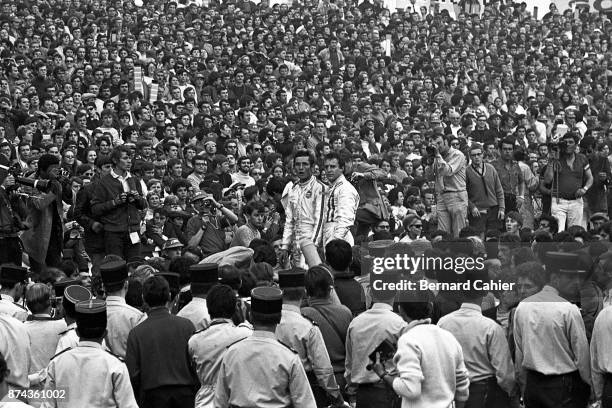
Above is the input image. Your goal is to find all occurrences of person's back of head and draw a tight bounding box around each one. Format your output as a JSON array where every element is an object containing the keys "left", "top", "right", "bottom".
[
  {"left": 325, "top": 239, "right": 352, "bottom": 272},
  {"left": 26, "top": 283, "right": 51, "bottom": 314},
  {"left": 168, "top": 256, "right": 196, "bottom": 288},
  {"left": 397, "top": 288, "right": 433, "bottom": 321},
  {"left": 207, "top": 284, "right": 238, "bottom": 320},
  {"left": 143, "top": 276, "right": 171, "bottom": 308},
  {"left": 305, "top": 265, "right": 333, "bottom": 299}
]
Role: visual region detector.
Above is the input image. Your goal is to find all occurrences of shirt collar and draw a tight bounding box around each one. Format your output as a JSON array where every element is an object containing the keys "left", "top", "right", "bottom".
[
  {"left": 253, "top": 330, "right": 277, "bottom": 340},
  {"left": 111, "top": 168, "right": 131, "bottom": 179},
  {"left": 460, "top": 303, "right": 482, "bottom": 312},
  {"left": 282, "top": 304, "right": 301, "bottom": 314},
  {"left": 106, "top": 295, "right": 126, "bottom": 304},
  {"left": 147, "top": 306, "right": 170, "bottom": 316},
  {"left": 371, "top": 303, "right": 393, "bottom": 311},
  {"left": 78, "top": 340, "right": 103, "bottom": 349},
  {"left": 298, "top": 175, "right": 314, "bottom": 186},
  {"left": 542, "top": 285, "right": 560, "bottom": 296},
  {"left": 307, "top": 298, "right": 333, "bottom": 307}
]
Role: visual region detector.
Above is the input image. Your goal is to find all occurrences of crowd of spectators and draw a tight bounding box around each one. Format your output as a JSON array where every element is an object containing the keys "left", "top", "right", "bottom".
[{"left": 3, "top": 0, "right": 612, "bottom": 406}]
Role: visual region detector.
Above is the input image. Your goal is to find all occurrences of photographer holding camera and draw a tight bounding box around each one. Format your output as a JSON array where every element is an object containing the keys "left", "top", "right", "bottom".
[
  {"left": 186, "top": 190, "right": 238, "bottom": 258},
  {"left": 20, "top": 154, "right": 64, "bottom": 274},
  {"left": 0, "top": 155, "right": 27, "bottom": 265},
  {"left": 429, "top": 133, "right": 468, "bottom": 238},
  {"left": 91, "top": 145, "right": 148, "bottom": 260},
  {"left": 543, "top": 132, "right": 593, "bottom": 232}
]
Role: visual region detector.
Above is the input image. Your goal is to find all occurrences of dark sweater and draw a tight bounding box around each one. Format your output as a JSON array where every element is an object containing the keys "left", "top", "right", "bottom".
[
  {"left": 125, "top": 307, "right": 197, "bottom": 399},
  {"left": 466, "top": 163, "right": 506, "bottom": 211}
]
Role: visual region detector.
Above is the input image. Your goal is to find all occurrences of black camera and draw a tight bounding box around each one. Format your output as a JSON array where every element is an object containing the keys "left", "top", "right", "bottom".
[
  {"left": 4, "top": 164, "right": 51, "bottom": 191},
  {"left": 549, "top": 140, "right": 568, "bottom": 155},
  {"left": 426, "top": 145, "right": 438, "bottom": 157}
]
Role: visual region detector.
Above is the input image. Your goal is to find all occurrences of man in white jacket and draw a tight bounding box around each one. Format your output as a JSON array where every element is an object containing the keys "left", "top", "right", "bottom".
[
  {"left": 323, "top": 153, "right": 359, "bottom": 247},
  {"left": 280, "top": 150, "right": 327, "bottom": 269}
]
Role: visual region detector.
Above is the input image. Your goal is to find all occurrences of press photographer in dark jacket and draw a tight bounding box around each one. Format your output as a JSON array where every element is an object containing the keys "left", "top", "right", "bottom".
[
  {"left": 74, "top": 155, "right": 114, "bottom": 272},
  {"left": 91, "top": 146, "right": 147, "bottom": 260},
  {"left": 0, "top": 154, "right": 28, "bottom": 265}
]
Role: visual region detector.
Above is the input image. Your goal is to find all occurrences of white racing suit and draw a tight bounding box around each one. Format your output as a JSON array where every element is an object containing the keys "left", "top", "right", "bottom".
[
  {"left": 322, "top": 174, "right": 360, "bottom": 247},
  {"left": 281, "top": 176, "right": 327, "bottom": 269}
]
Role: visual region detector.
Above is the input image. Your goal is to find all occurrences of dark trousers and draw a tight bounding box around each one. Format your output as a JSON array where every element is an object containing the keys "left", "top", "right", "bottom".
[
  {"left": 603, "top": 374, "right": 612, "bottom": 408},
  {"left": 356, "top": 382, "right": 400, "bottom": 408},
  {"left": 524, "top": 370, "right": 590, "bottom": 408},
  {"left": 104, "top": 230, "right": 141, "bottom": 261},
  {"left": 466, "top": 377, "right": 511, "bottom": 408},
  {"left": 0, "top": 237, "right": 22, "bottom": 265},
  {"left": 29, "top": 235, "right": 62, "bottom": 274},
  {"left": 468, "top": 206, "right": 501, "bottom": 235},
  {"left": 307, "top": 371, "right": 330, "bottom": 407},
  {"left": 141, "top": 385, "right": 195, "bottom": 408},
  {"left": 505, "top": 194, "right": 518, "bottom": 213}
]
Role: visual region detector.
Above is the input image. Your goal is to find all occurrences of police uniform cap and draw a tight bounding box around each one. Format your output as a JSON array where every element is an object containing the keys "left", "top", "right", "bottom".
[
  {"left": 53, "top": 278, "right": 82, "bottom": 298},
  {"left": 75, "top": 299, "right": 107, "bottom": 329},
  {"left": 251, "top": 286, "right": 283, "bottom": 315},
  {"left": 99, "top": 260, "right": 129, "bottom": 286},
  {"left": 75, "top": 299, "right": 106, "bottom": 314},
  {"left": 0, "top": 264, "right": 28, "bottom": 285},
  {"left": 190, "top": 263, "right": 218, "bottom": 284},
  {"left": 278, "top": 269, "right": 305, "bottom": 288},
  {"left": 64, "top": 285, "right": 92, "bottom": 305},
  {"left": 156, "top": 272, "right": 180, "bottom": 291},
  {"left": 544, "top": 251, "right": 587, "bottom": 274}
]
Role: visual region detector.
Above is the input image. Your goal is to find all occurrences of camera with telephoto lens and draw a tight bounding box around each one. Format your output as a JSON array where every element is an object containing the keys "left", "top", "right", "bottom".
[
  {"left": 5, "top": 164, "right": 51, "bottom": 191},
  {"left": 549, "top": 139, "right": 569, "bottom": 155},
  {"left": 423, "top": 145, "right": 438, "bottom": 166}
]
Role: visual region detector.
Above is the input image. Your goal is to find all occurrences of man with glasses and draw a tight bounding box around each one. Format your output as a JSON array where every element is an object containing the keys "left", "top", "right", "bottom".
[
  {"left": 187, "top": 155, "right": 208, "bottom": 192},
  {"left": 400, "top": 214, "right": 428, "bottom": 243},
  {"left": 466, "top": 143, "right": 505, "bottom": 237}
]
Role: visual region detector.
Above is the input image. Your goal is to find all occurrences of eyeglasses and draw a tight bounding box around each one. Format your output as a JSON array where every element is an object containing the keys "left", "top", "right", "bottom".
[
  {"left": 377, "top": 225, "right": 390, "bottom": 229},
  {"left": 451, "top": 142, "right": 460, "bottom": 147},
  {"left": 411, "top": 224, "right": 423, "bottom": 228}
]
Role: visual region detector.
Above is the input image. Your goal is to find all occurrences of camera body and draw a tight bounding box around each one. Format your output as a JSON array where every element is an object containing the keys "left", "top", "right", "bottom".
[
  {"left": 6, "top": 164, "right": 51, "bottom": 191},
  {"left": 549, "top": 139, "right": 569, "bottom": 156}
]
